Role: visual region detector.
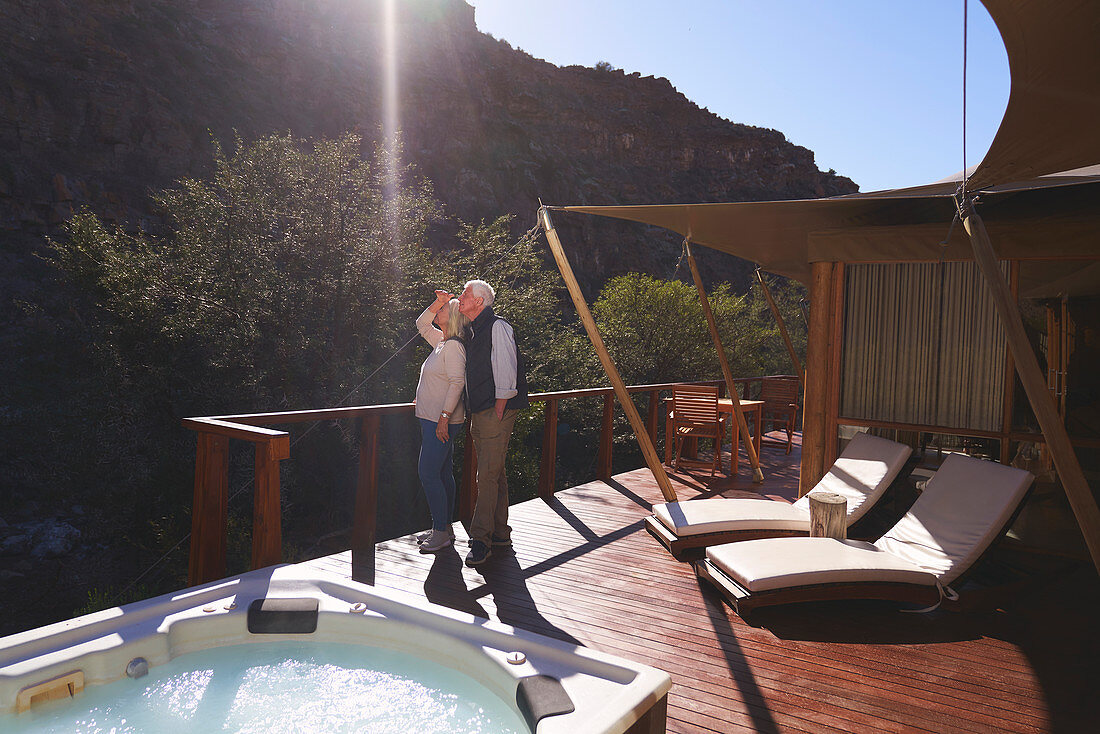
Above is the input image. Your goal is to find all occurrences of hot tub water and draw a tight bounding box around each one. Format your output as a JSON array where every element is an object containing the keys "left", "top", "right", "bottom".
[{"left": 8, "top": 640, "right": 526, "bottom": 733}]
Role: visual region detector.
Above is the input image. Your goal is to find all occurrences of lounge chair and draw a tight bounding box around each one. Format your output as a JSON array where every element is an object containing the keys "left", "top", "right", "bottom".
[
  {"left": 646, "top": 432, "right": 912, "bottom": 560},
  {"left": 695, "top": 454, "right": 1034, "bottom": 618}
]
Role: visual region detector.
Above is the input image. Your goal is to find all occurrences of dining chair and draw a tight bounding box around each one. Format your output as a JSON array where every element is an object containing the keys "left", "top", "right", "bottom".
[
  {"left": 760, "top": 376, "right": 799, "bottom": 454},
  {"left": 667, "top": 384, "right": 728, "bottom": 475}
]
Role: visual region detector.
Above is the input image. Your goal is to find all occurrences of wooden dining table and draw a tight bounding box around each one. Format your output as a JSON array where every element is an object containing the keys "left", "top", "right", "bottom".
[{"left": 718, "top": 398, "right": 764, "bottom": 473}]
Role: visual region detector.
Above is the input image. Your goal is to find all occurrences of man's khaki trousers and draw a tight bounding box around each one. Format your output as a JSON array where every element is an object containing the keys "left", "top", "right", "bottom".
[{"left": 468, "top": 407, "right": 518, "bottom": 545}]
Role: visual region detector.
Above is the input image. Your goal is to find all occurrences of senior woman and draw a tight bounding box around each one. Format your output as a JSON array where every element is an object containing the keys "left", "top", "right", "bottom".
[{"left": 413, "top": 289, "right": 469, "bottom": 552}]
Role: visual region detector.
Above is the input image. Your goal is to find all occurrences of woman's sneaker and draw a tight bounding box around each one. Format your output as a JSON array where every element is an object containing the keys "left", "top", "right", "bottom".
[
  {"left": 415, "top": 531, "right": 433, "bottom": 545},
  {"left": 419, "top": 528, "right": 453, "bottom": 553}
]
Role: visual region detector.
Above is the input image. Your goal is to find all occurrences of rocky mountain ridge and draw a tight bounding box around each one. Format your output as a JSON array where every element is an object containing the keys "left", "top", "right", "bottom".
[{"left": 1, "top": 0, "right": 855, "bottom": 291}]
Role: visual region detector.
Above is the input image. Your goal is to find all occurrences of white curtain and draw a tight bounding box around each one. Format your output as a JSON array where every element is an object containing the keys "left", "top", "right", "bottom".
[{"left": 841, "top": 262, "right": 1007, "bottom": 432}]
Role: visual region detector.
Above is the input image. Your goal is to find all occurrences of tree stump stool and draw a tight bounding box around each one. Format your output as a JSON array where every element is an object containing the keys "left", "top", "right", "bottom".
[{"left": 808, "top": 490, "right": 847, "bottom": 540}]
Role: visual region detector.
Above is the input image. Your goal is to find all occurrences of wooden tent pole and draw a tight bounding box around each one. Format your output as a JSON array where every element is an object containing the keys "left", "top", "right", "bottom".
[
  {"left": 755, "top": 268, "right": 805, "bottom": 385},
  {"left": 962, "top": 201, "right": 1100, "bottom": 576},
  {"left": 539, "top": 207, "right": 677, "bottom": 502},
  {"left": 800, "top": 262, "right": 834, "bottom": 495},
  {"left": 685, "top": 241, "right": 764, "bottom": 483}
]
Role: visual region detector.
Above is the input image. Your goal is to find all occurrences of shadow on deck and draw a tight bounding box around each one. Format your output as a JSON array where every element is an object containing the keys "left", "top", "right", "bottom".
[{"left": 302, "top": 431, "right": 1100, "bottom": 733}]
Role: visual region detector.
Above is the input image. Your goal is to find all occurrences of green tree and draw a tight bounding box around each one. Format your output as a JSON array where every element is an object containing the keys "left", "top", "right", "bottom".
[
  {"left": 51, "top": 132, "right": 441, "bottom": 415},
  {"left": 438, "top": 216, "right": 594, "bottom": 500},
  {"left": 449, "top": 216, "right": 592, "bottom": 393},
  {"left": 41, "top": 132, "right": 451, "bottom": 596},
  {"left": 592, "top": 272, "right": 802, "bottom": 385},
  {"left": 751, "top": 270, "right": 808, "bottom": 378},
  {"left": 41, "top": 132, "right": 589, "bottom": 599},
  {"left": 588, "top": 272, "right": 806, "bottom": 472}
]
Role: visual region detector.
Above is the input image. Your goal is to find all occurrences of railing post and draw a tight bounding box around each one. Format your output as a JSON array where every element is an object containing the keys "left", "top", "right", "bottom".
[
  {"left": 188, "top": 432, "right": 228, "bottom": 586},
  {"left": 597, "top": 393, "right": 614, "bottom": 481},
  {"left": 646, "top": 390, "right": 660, "bottom": 445},
  {"left": 251, "top": 438, "right": 285, "bottom": 570},
  {"left": 352, "top": 413, "right": 380, "bottom": 585},
  {"left": 663, "top": 396, "right": 673, "bottom": 466},
  {"left": 459, "top": 417, "right": 477, "bottom": 526},
  {"left": 538, "top": 398, "right": 558, "bottom": 501}
]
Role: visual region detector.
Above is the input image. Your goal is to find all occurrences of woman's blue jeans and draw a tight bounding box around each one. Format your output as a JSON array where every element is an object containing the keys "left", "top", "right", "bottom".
[{"left": 418, "top": 418, "right": 460, "bottom": 531}]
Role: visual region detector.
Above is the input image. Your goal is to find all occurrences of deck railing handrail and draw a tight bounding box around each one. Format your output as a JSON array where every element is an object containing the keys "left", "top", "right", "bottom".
[{"left": 183, "top": 376, "right": 787, "bottom": 586}]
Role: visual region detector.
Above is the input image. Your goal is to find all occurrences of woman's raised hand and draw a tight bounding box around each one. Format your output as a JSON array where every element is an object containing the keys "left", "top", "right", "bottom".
[{"left": 432, "top": 289, "right": 454, "bottom": 309}]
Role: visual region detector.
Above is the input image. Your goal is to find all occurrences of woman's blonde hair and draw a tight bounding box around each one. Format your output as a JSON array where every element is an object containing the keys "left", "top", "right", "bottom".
[{"left": 442, "top": 298, "right": 469, "bottom": 340}]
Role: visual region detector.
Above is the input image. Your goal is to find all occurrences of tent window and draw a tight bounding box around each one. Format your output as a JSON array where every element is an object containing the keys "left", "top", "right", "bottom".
[
  {"left": 1013, "top": 260, "right": 1100, "bottom": 440},
  {"left": 840, "top": 262, "right": 1008, "bottom": 432}
]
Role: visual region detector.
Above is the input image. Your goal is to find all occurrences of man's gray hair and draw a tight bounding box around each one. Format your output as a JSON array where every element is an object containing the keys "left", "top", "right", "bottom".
[{"left": 464, "top": 279, "right": 495, "bottom": 307}]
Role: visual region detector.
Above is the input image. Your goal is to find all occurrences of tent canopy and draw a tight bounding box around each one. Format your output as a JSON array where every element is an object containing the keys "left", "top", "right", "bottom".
[
  {"left": 563, "top": 171, "right": 1100, "bottom": 284},
  {"left": 560, "top": 0, "right": 1100, "bottom": 285},
  {"left": 968, "top": 0, "right": 1100, "bottom": 189}
]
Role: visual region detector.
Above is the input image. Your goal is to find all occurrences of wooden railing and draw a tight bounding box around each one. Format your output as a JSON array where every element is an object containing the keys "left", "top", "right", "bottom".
[{"left": 183, "top": 377, "right": 770, "bottom": 587}]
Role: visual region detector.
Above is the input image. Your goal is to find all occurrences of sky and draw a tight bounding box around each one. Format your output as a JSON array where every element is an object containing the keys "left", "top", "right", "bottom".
[{"left": 464, "top": 0, "right": 1010, "bottom": 193}]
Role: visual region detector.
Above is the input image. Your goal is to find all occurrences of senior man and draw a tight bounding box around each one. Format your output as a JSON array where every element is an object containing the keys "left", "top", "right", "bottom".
[{"left": 456, "top": 279, "right": 529, "bottom": 567}]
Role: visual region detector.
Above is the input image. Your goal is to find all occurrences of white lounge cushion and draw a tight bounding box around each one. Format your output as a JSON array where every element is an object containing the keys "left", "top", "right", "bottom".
[
  {"left": 707, "top": 537, "right": 937, "bottom": 592},
  {"left": 789, "top": 432, "right": 912, "bottom": 523},
  {"left": 653, "top": 432, "right": 910, "bottom": 537},
  {"left": 874, "top": 454, "right": 1033, "bottom": 584},
  {"left": 654, "top": 498, "right": 810, "bottom": 537},
  {"left": 704, "top": 454, "right": 1034, "bottom": 594}
]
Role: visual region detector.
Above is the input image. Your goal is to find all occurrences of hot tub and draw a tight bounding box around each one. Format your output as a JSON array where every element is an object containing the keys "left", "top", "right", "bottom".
[{"left": 0, "top": 565, "right": 670, "bottom": 733}]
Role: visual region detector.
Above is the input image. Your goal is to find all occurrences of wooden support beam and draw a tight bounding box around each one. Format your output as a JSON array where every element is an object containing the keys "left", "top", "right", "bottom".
[
  {"left": 824, "top": 263, "right": 845, "bottom": 469},
  {"left": 1047, "top": 305, "right": 1056, "bottom": 407},
  {"left": 352, "top": 413, "right": 380, "bottom": 585},
  {"left": 685, "top": 241, "right": 764, "bottom": 482},
  {"left": 251, "top": 439, "right": 283, "bottom": 571},
  {"left": 963, "top": 204, "right": 1100, "bottom": 576},
  {"left": 188, "top": 432, "right": 228, "bottom": 586},
  {"left": 538, "top": 398, "right": 558, "bottom": 501},
  {"left": 539, "top": 207, "right": 677, "bottom": 501},
  {"left": 755, "top": 269, "right": 805, "bottom": 385},
  {"left": 1001, "top": 262, "right": 1019, "bottom": 464},
  {"left": 1061, "top": 296, "right": 1071, "bottom": 418},
  {"left": 800, "top": 262, "right": 834, "bottom": 495}
]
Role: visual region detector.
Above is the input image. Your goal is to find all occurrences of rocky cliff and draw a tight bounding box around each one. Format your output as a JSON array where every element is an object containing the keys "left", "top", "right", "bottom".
[{"left": 0, "top": 0, "right": 855, "bottom": 292}]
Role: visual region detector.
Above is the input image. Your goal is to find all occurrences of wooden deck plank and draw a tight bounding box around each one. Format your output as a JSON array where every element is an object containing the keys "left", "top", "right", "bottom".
[
  {"left": 297, "top": 439, "right": 1099, "bottom": 733},
  {"left": 365, "top": 558, "right": 1046, "bottom": 734},
  {"left": 361, "top": 532, "right": 1048, "bottom": 715}
]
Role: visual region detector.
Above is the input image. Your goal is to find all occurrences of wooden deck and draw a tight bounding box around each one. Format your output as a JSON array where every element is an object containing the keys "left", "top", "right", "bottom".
[{"left": 301, "top": 434, "right": 1100, "bottom": 733}]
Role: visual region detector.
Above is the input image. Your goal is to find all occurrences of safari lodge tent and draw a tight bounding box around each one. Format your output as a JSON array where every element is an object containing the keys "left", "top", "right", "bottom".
[{"left": 552, "top": 0, "right": 1100, "bottom": 573}]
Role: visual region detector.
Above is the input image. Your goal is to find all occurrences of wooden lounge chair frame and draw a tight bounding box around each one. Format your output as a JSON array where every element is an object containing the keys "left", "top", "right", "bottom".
[
  {"left": 694, "top": 471, "right": 1034, "bottom": 621},
  {"left": 644, "top": 516, "right": 806, "bottom": 561},
  {"left": 694, "top": 557, "right": 941, "bottom": 617}
]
